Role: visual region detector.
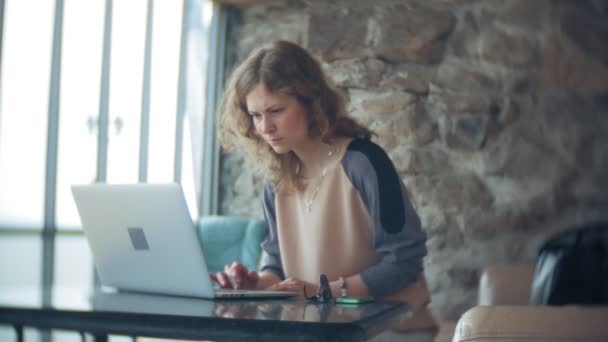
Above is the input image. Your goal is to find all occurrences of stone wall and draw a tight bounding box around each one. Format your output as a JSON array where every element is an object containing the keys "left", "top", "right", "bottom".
[{"left": 218, "top": 0, "right": 608, "bottom": 320}]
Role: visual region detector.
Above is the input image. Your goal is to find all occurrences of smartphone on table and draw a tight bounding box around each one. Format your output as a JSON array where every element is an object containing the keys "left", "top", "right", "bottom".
[{"left": 335, "top": 296, "right": 374, "bottom": 305}]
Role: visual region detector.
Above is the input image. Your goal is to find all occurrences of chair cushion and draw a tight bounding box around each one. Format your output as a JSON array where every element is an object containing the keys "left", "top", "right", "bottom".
[
  {"left": 196, "top": 216, "right": 266, "bottom": 274},
  {"left": 453, "top": 305, "right": 608, "bottom": 342}
]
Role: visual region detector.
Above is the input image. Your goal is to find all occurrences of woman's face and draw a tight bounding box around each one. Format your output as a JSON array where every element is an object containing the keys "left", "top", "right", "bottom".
[{"left": 246, "top": 83, "right": 310, "bottom": 154}]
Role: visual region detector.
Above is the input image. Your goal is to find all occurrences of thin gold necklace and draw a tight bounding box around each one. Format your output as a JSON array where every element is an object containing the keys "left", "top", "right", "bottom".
[{"left": 303, "top": 147, "right": 335, "bottom": 213}]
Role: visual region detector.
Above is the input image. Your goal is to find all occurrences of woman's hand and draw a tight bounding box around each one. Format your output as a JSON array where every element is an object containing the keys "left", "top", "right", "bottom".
[
  {"left": 214, "top": 303, "right": 258, "bottom": 319},
  {"left": 266, "top": 277, "right": 318, "bottom": 297},
  {"left": 210, "top": 261, "right": 259, "bottom": 289}
]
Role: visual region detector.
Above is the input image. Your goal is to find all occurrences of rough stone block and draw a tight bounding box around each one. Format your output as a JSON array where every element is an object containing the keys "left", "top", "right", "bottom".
[
  {"left": 444, "top": 114, "right": 489, "bottom": 150},
  {"left": 369, "top": 4, "right": 456, "bottom": 64},
  {"left": 444, "top": 93, "right": 494, "bottom": 114},
  {"left": 497, "top": 0, "right": 550, "bottom": 29},
  {"left": 390, "top": 146, "right": 450, "bottom": 174},
  {"left": 308, "top": 6, "right": 369, "bottom": 61},
  {"left": 434, "top": 59, "right": 498, "bottom": 93},
  {"left": 323, "top": 58, "right": 386, "bottom": 88},
  {"left": 407, "top": 173, "right": 494, "bottom": 214},
  {"left": 560, "top": 1, "right": 608, "bottom": 66},
  {"left": 361, "top": 91, "right": 417, "bottom": 115},
  {"left": 536, "top": 36, "right": 608, "bottom": 95},
  {"left": 308, "top": 3, "right": 455, "bottom": 64},
  {"left": 479, "top": 29, "right": 540, "bottom": 68},
  {"left": 379, "top": 66, "right": 432, "bottom": 95},
  {"left": 390, "top": 102, "right": 437, "bottom": 146}
]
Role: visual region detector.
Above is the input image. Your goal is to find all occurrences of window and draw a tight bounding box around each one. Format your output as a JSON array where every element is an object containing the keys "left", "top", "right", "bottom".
[{"left": 0, "top": 0, "right": 221, "bottom": 341}]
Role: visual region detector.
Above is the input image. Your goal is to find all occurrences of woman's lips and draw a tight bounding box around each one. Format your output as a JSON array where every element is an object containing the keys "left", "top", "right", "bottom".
[{"left": 269, "top": 138, "right": 283, "bottom": 145}]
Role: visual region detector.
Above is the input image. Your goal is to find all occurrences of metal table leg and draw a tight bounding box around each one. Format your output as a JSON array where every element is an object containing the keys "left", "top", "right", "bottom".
[
  {"left": 13, "top": 325, "right": 23, "bottom": 342},
  {"left": 93, "top": 333, "right": 108, "bottom": 342}
]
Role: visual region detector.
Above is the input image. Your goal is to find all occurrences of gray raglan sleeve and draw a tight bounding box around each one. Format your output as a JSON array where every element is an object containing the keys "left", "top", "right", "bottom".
[
  {"left": 258, "top": 181, "right": 285, "bottom": 279},
  {"left": 342, "top": 139, "right": 427, "bottom": 297}
]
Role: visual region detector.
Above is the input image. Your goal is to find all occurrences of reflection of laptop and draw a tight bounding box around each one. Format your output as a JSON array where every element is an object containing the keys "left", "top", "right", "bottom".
[
  {"left": 71, "top": 183, "right": 295, "bottom": 299},
  {"left": 91, "top": 290, "right": 215, "bottom": 317}
]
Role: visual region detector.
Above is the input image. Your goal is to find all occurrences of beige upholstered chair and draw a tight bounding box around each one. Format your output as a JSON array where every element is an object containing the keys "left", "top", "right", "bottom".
[{"left": 451, "top": 264, "right": 608, "bottom": 342}]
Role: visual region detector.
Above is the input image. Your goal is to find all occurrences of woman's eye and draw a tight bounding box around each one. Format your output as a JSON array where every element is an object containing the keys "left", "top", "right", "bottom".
[{"left": 270, "top": 108, "right": 284, "bottom": 114}]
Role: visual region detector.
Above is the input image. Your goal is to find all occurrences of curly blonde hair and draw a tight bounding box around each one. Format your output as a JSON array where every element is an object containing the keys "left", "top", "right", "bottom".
[{"left": 220, "top": 40, "right": 373, "bottom": 191}]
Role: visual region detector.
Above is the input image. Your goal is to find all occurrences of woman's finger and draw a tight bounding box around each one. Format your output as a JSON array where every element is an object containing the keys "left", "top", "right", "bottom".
[
  {"left": 216, "top": 272, "right": 232, "bottom": 289},
  {"left": 215, "top": 272, "right": 224, "bottom": 287},
  {"left": 228, "top": 270, "right": 241, "bottom": 288},
  {"left": 223, "top": 262, "right": 251, "bottom": 289},
  {"left": 229, "top": 266, "right": 247, "bottom": 289}
]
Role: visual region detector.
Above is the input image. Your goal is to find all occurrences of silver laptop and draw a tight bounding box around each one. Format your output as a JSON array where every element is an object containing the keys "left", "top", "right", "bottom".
[{"left": 71, "top": 183, "right": 295, "bottom": 299}]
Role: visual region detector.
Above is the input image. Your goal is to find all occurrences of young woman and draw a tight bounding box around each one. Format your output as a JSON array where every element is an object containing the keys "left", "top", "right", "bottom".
[{"left": 216, "top": 40, "right": 436, "bottom": 338}]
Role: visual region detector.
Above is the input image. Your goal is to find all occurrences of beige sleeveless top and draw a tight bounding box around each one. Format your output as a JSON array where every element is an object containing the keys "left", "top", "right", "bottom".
[{"left": 261, "top": 138, "right": 436, "bottom": 331}]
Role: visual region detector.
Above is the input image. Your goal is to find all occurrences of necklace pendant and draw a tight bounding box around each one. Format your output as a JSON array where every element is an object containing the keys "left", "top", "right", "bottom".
[
  {"left": 304, "top": 200, "right": 312, "bottom": 213},
  {"left": 302, "top": 145, "right": 336, "bottom": 214}
]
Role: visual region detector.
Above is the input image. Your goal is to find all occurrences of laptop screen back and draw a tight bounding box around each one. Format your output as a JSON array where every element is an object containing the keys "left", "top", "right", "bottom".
[{"left": 72, "top": 183, "right": 216, "bottom": 298}]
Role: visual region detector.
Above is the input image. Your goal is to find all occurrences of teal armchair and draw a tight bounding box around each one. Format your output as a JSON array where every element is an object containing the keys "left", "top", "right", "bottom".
[{"left": 196, "top": 216, "right": 267, "bottom": 274}]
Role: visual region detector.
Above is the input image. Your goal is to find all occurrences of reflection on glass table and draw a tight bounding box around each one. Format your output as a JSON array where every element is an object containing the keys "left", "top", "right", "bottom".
[
  {"left": 91, "top": 289, "right": 406, "bottom": 324},
  {"left": 0, "top": 287, "right": 410, "bottom": 342}
]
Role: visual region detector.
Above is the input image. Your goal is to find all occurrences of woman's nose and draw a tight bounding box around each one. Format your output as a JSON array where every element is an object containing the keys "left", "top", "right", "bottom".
[{"left": 259, "top": 115, "right": 275, "bottom": 133}]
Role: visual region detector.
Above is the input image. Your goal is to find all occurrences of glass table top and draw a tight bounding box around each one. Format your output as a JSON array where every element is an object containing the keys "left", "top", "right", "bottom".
[{"left": 0, "top": 286, "right": 409, "bottom": 324}]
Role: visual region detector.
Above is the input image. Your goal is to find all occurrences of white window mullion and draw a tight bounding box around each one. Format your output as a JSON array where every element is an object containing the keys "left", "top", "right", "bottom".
[
  {"left": 42, "top": 0, "right": 65, "bottom": 312},
  {"left": 96, "top": 0, "right": 112, "bottom": 184},
  {"left": 138, "top": 0, "right": 153, "bottom": 183}
]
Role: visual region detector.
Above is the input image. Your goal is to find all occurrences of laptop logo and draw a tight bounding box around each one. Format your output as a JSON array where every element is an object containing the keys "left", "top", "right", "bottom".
[{"left": 127, "top": 227, "right": 150, "bottom": 251}]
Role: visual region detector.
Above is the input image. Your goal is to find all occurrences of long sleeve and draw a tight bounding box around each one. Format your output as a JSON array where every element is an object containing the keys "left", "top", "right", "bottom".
[
  {"left": 259, "top": 181, "right": 285, "bottom": 279},
  {"left": 342, "top": 139, "right": 427, "bottom": 297}
]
